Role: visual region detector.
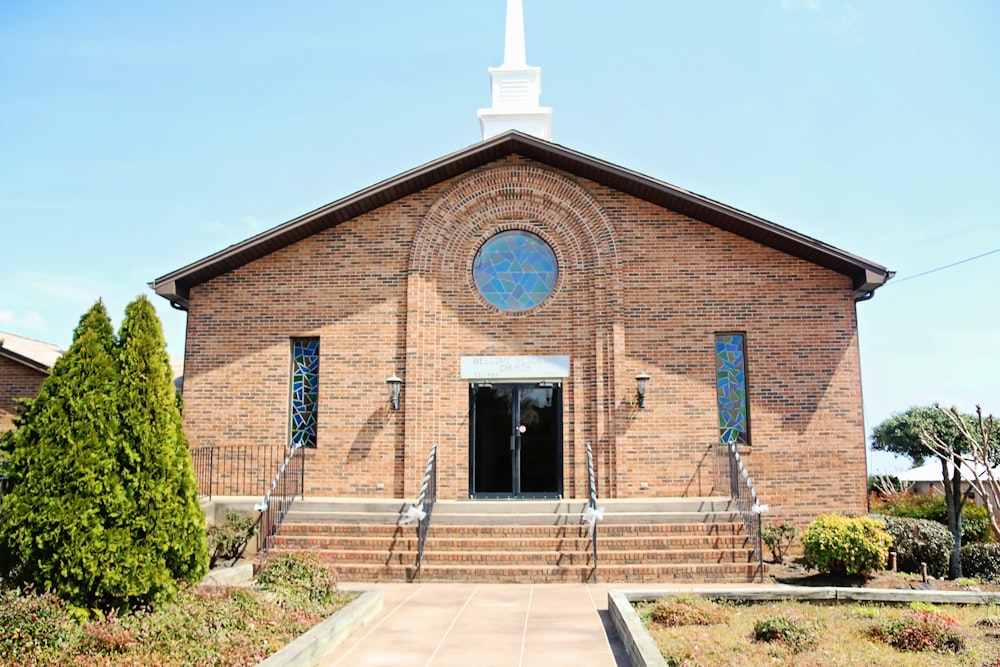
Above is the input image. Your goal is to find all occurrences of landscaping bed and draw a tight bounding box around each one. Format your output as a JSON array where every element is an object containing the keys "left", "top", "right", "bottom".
[
  {"left": 0, "top": 555, "right": 357, "bottom": 667},
  {"left": 634, "top": 595, "right": 1000, "bottom": 667},
  {"left": 767, "top": 561, "right": 1000, "bottom": 593}
]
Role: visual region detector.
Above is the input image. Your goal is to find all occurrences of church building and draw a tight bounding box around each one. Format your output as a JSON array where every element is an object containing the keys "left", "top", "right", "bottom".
[{"left": 152, "top": 0, "right": 891, "bottom": 533}]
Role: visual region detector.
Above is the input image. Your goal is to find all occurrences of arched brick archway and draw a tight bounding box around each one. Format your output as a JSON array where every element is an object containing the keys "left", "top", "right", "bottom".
[{"left": 403, "top": 159, "right": 624, "bottom": 498}]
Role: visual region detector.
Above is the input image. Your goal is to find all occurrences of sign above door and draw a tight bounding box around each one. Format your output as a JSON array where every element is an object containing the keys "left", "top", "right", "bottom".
[{"left": 460, "top": 355, "right": 570, "bottom": 380}]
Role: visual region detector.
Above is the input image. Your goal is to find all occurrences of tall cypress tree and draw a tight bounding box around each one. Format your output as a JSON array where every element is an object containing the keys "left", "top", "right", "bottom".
[
  {"left": 115, "top": 295, "right": 207, "bottom": 596},
  {"left": 0, "top": 301, "right": 134, "bottom": 607},
  {"left": 0, "top": 298, "right": 208, "bottom": 609}
]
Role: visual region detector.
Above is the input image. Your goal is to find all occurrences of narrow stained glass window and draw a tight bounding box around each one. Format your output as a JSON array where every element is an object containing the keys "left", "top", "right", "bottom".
[
  {"left": 473, "top": 230, "right": 558, "bottom": 312},
  {"left": 290, "top": 338, "right": 319, "bottom": 449},
  {"left": 715, "top": 333, "right": 749, "bottom": 445}
]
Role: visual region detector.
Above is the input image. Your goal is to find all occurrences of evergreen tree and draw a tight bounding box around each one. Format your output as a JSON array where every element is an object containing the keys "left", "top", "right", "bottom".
[
  {"left": 0, "top": 298, "right": 208, "bottom": 609},
  {"left": 115, "top": 295, "right": 207, "bottom": 596},
  {"left": 0, "top": 302, "right": 136, "bottom": 607}
]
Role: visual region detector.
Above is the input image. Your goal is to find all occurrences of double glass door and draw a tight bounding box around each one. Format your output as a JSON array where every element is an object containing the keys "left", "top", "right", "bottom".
[{"left": 470, "top": 382, "right": 562, "bottom": 497}]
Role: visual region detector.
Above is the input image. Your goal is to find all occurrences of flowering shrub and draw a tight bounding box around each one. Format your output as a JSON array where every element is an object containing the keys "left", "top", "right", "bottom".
[
  {"left": 867, "top": 609, "right": 965, "bottom": 652},
  {"left": 801, "top": 513, "right": 892, "bottom": 577}
]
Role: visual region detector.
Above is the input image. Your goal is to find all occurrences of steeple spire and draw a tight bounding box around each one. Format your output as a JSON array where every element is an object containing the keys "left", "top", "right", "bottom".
[
  {"left": 477, "top": 0, "right": 552, "bottom": 141},
  {"left": 502, "top": 0, "right": 527, "bottom": 67}
]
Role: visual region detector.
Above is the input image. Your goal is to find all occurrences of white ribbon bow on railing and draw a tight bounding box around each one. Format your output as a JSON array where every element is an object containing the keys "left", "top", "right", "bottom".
[
  {"left": 253, "top": 501, "right": 268, "bottom": 512},
  {"left": 398, "top": 504, "right": 427, "bottom": 526},
  {"left": 582, "top": 505, "right": 605, "bottom": 538},
  {"left": 751, "top": 503, "right": 770, "bottom": 514}
]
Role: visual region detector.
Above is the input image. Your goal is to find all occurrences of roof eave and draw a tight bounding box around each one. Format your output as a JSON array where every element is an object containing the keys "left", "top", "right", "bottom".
[
  {"left": 0, "top": 347, "right": 51, "bottom": 374},
  {"left": 151, "top": 131, "right": 892, "bottom": 308}
]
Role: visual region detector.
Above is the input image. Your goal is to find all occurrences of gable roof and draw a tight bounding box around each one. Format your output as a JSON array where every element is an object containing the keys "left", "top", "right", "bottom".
[
  {"left": 151, "top": 131, "right": 892, "bottom": 309},
  {"left": 0, "top": 331, "right": 62, "bottom": 374}
]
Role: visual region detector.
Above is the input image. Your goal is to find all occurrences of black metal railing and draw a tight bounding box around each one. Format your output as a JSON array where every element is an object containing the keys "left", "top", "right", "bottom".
[
  {"left": 191, "top": 445, "right": 287, "bottom": 498},
  {"left": 256, "top": 444, "right": 306, "bottom": 553},
  {"left": 714, "top": 436, "right": 765, "bottom": 581},
  {"left": 584, "top": 441, "right": 601, "bottom": 580},
  {"left": 400, "top": 444, "right": 437, "bottom": 582}
]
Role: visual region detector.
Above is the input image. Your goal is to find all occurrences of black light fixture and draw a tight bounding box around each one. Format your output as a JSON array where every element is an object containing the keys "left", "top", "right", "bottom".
[
  {"left": 387, "top": 372, "right": 403, "bottom": 410},
  {"left": 635, "top": 370, "right": 650, "bottom": 408}
]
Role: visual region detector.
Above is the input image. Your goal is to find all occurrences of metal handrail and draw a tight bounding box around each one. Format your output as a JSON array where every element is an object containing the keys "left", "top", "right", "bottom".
[
  {"left": 714, "top": 436, "right": 766, "bottom": 581},
  {"left": 255, "top": 444, "right": 306, "bottom": 553},
  {"left": 584, "top": 441, "right": 601, "bottom": 580},
  {"left": 191, "top": 445, "right": 287, "bottom": 498},
  {"left": 400, "top": 444, "right": 437, "bottom": 582}
]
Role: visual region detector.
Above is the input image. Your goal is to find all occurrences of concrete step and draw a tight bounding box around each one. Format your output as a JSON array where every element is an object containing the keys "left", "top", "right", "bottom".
[{"left": 316, "top": 561, "right": 761, "bottom": 584}]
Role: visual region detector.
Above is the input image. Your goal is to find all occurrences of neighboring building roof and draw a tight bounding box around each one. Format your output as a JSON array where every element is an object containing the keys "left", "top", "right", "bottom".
[
  {"left": 0, "top": 331, "right": 62, "bottom": 374},
  {"left": 151, "top": 131, "right": 893, "bottom": 310},
  {"left": 894, "top": 461, "right": 1000, "bottom": 483}
]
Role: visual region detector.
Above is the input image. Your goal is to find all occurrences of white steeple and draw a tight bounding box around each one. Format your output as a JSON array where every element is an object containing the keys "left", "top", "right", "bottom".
[{"left": 477, "top": 0, "right": 552, "bottom": 141}]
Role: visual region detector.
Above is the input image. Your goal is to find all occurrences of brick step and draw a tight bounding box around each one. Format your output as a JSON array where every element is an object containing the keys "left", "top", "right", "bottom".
[
  {"left": 286, "top": 510, "right": 742, "bottom": 526},
  {"left": 273, "top": 533, "right": 749, "bottom": 552},
  {"left": 285, "top": 497, "right": 736, "bottom": 516},
  {"left": 279, "top": 521, "right": 745, "bottom": 538},
  {"left": 281, "top": 498, "right": 741, "bottom": 527},
  {"left": 300, "top": 560, "right": 761, "bottom": 584},
  {"left": 269, "top": 545, "right": 753, "bottom": 566}
]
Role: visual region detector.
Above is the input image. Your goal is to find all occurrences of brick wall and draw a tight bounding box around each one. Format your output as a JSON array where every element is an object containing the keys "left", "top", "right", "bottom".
[
  {"left": 181, "top": 155, "right": 868, "bottom": 525},
  {"left": 0, "top": 356, "right": 46, "bottom": 432}
]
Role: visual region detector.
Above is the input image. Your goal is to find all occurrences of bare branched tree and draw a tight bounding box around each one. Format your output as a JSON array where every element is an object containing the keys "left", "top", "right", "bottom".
[{"left": 919, "top": 405, "right": 1000, "bottom": 541}]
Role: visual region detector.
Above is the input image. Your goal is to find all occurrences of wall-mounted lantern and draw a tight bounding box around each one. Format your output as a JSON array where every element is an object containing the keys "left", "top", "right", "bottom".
[
  {"left": 635, "top": 370, "right": 650, "bottom": 408},
  {"left": 387, "top": 373, "right": 403, "bottom": 411}
]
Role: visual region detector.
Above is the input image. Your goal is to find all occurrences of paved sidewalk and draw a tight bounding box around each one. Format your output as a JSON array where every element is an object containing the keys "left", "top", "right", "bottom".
[{"left": 319, "top": 583, "right": 634, "bottom": 667}]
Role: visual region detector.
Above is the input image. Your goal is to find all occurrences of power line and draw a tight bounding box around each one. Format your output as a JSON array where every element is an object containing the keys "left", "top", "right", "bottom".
[{"left": 885, "top": 247, "right": 1000, "bottom": 286}]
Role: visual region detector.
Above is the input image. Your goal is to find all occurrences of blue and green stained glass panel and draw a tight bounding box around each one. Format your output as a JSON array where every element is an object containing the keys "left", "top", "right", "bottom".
[
  {"left": 473, "top": 230, "right": 558, "bottom": 312},
  {"left": 715, "top": 333, "right": 749, "bottom": 445},
  {"left": 290, "top": 338, "right": 319, "bottom": 448}
]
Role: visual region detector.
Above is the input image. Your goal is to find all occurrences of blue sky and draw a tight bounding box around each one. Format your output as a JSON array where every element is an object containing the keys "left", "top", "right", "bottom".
[{"left": 1, "top": 1, "right": 997, "bottom": 474}]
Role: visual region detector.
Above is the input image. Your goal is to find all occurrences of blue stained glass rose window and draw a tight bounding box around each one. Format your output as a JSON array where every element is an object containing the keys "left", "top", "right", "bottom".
[{"left": 473, "top": 230, "right": 558, "bottom": 312}]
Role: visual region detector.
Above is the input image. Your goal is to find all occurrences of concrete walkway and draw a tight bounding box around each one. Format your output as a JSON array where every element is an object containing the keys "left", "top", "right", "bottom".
[{"left": 320, "top": 583, "right": 635, "bottom": 667}]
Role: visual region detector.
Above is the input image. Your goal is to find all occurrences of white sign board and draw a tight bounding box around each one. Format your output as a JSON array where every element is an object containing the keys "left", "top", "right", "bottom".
[{"left": 460, "top": 355, "right": 570, "bottom": 380}]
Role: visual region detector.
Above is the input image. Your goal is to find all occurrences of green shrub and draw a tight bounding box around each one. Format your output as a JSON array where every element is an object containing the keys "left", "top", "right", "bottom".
[
  {"left": 961, "top": 543, "right": 1000, "bottom": 583},
  {"left": 256, "top": 553, "right": 339, "bottom": 612},
  {"left": 648, "top": 595, "right": 730, "bottom": 627},
  {"left": 870, "top": 514, "right": 953, "bottom": 579},
  {"left": 752, "top": 615, "right": 818, "bottom": 653},
  {"left": 871, "top": 492, "right": 993, "bottom": 543},
  {"left": 866, "top": 609, "right": 965, "bottom": 653},
  {"left": 801, "top": 513, "right": 892, "bottom": 577},
  {"left": 762, "top": 522, "right": 798, "bottom": 564},
  {"left": 207, "top": 512, "right": 257, "bottom": 567}
]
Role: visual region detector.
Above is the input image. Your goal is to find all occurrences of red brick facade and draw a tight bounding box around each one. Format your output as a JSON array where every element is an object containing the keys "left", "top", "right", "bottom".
[
  {"left": 175, "top": 148, "right": 879, "bottom": 526},
  {"left": 0, "top": 356, "right": 46, "bottom": 432}
]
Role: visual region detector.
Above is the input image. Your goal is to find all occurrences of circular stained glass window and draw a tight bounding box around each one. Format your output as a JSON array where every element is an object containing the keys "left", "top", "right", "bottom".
[{"left": 473, "top": 230, "right": 558, "bottom": 312}]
